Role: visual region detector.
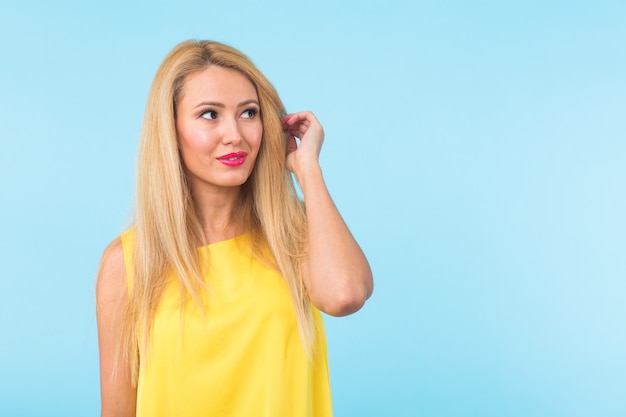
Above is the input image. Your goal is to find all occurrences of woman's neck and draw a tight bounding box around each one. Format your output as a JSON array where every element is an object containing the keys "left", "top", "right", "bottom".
[{"left": 191, "top": 185, "right": 245, "bottom": 244}]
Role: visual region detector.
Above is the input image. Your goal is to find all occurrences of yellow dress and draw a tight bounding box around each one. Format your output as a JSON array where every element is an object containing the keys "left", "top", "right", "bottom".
[{"left": 120, "top": 231, "right": 333, "bottom": 417}]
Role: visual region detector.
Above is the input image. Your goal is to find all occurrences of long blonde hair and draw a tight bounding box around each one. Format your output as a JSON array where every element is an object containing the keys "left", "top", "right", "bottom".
[{"left": 120, "top": 40, "right": 312, "bottom": 385}]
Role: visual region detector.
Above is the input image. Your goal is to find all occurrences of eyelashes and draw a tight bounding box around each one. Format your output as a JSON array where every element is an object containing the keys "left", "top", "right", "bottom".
[
  {"left": 200, "top": 110, "right": 218, "bottom": 120},
  {"left": 199, "top": 107, "right": 259, "bottom": 120},
  {"left": 241, "top": 108, "right": 258, "bottom": 119}
]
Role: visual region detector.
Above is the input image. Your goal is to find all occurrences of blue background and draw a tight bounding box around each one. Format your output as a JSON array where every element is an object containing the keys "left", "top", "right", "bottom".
[{"left": 1, "top": 1, "right": 624, "bottom": 416}]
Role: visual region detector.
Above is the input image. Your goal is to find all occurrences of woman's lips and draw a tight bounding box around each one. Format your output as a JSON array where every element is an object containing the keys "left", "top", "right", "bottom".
[{"left": 217, "top": 151, "right": 248, "bottom": 167}]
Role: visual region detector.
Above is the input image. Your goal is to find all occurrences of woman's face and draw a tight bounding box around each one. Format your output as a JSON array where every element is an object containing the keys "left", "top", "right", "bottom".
[{"left": 175, "top": 65, "right": 263, "bottom": 195}]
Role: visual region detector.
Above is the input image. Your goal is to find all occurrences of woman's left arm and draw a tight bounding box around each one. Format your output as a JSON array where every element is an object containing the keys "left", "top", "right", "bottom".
[{"left": 282, "top": 111, "right": 373, "bottom": 316}]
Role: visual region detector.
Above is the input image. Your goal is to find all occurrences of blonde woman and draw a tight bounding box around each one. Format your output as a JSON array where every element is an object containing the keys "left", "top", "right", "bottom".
[{"left": 96, "top": 40, "right": 373, "bottom": 417}]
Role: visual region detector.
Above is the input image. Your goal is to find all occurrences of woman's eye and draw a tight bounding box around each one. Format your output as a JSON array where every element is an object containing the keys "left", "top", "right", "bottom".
[
  {"left": 241, "top": 109, "right": 258, "bottom": 119},
  {"left": 201, "top": 110, "right": 218, "bottom": 120}
]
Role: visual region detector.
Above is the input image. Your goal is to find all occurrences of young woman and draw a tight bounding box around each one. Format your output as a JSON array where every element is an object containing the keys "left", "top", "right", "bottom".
[{"left": 96, "top": 40, "right": 373, "bottom": 417}]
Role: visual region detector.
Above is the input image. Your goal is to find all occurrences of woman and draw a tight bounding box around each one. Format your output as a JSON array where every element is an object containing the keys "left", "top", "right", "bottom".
[{"left": 96, "top": 40, "right": 373, "bottom": 417}]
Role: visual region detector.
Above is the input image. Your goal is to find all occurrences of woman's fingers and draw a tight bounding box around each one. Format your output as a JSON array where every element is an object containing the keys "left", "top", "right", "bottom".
[
  {"left": 282, "top": 112, "right": 323, "bottom": 143},
  {"left": 287, "top": 135, "right": 298, "bottom": 154},
  {"left": 281, "top": 112, "right": 318, "bottom": 137}
]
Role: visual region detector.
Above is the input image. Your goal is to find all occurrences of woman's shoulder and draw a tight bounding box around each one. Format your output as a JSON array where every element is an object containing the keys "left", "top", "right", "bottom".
[
  {"left": 96, "top": 235, "right": 129, "bottom": 302},
  {"left": 101, "top": 228, "right": 135, "bottom": 271}
]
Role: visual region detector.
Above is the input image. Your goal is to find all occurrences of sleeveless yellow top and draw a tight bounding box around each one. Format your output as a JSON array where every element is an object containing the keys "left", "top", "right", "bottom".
[{"left": 120, "top": 231, "right": 333, "bottom": 417}]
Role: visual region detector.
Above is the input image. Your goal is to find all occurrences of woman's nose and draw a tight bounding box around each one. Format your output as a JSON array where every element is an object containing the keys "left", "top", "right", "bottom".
[{"left": 223, "top": 118, "right": 243, "bottom": 145}]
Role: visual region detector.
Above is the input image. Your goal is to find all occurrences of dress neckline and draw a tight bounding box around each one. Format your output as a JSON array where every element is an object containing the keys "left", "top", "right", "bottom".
[{"left": 198, "top": 233, "right": 248, "bottom": 250}]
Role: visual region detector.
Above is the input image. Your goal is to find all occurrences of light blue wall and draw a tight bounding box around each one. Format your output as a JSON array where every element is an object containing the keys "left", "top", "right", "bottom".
[{"left": 1, "top": 1, "right": 624, "bottom": 415}]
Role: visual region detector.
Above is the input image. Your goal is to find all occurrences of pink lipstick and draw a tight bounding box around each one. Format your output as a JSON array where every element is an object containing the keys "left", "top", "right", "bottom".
[{"left": 217, "top": 151, "right": 248, "bottom": 167}]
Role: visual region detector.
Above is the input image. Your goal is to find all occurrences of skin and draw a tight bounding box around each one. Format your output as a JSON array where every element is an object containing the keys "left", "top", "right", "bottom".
[
  {"left": 282, "top": 111, "right": 373, "bottom": 316},
  {"left": 96, "top": 65, "right": 373, "bottom": 416},
  {"left": 96, "top": 238, "right": 136, "bottom": 417},
  {"left": 174, "top": 66, "right": 263, "bottom": 240}
]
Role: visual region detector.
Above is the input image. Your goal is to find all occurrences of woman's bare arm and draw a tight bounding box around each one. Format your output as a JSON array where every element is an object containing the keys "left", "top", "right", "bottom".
[
  {"left": 96, "top": 238, "right": 137, "bottom": 416},
  {"left": 282, "top": 112, "right": 374, "bottom": 316}
]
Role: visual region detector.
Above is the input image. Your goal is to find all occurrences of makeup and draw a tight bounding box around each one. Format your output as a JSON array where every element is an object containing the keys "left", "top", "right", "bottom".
[{"left": 217, "top": 152, "right": 248, "bottom": 167}]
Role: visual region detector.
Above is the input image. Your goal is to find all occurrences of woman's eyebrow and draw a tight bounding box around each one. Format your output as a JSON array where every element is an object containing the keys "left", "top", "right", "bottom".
[
  {"left": 238, "top": 99, "right": 260, "bottom": 107},
  {"left": 193, "top": 99, "right": 259, "bottom": 109},
  {"left": 194, "top": 101, "right": 225, "bottom": 109}
]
